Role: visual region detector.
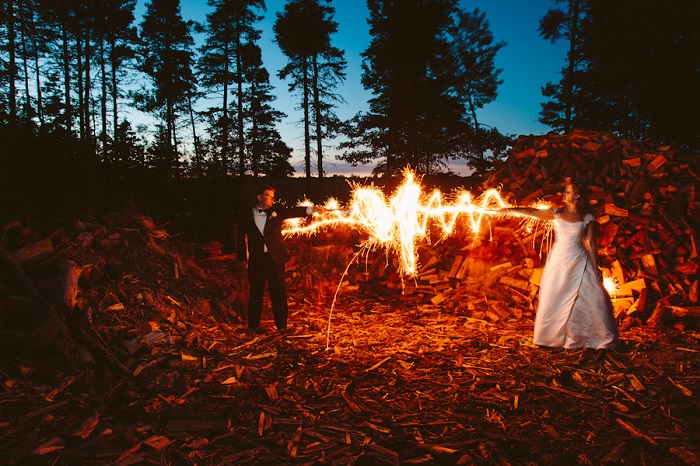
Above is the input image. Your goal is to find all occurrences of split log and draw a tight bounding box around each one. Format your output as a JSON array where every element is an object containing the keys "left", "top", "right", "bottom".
[
  {"left": 185, "top": 259, "right": 209, "bottom": 281},
  {"left": 11, "top": 237, "right": 55, "bottom": 267},
  {"left": 0, "top": 243, "right": 70, "bottom": 354},
  {"left": 58, "top": 259, "right": 82, "bottom": 310},
  {"left": 646, "top": 302, "right": 669, "bottom": 327},
  {"left": 668, "top": 306, "right": 700, "bottom": 319}
]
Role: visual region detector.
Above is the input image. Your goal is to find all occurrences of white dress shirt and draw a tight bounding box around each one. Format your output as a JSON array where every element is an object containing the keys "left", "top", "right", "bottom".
[
  {"left": 253, "top": 207, "right": 268, "bottom": 252},
  {"left": 253, "top": 206, "right": 314, "bottom": 253}
]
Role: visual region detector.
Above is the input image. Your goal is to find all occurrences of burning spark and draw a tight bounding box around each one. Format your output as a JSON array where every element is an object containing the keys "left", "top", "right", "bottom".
[
  {"left": 284, "top": 169, "right": 510, "bottom": 276},
  {"left": 283, "top": 168, "right": 558, "bottom": 349},
  {"left": 603, "top": 273, "right": 619, "bottom": 296}
]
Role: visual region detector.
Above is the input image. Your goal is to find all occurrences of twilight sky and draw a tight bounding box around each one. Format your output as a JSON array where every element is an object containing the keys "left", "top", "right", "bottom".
[{"left": 147, "top": 0, "right": 568, "bottom": 175}]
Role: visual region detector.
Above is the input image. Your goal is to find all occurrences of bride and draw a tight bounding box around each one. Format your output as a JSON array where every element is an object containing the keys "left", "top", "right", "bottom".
[{"left": 502, "top": 178, "right": 619, "bottom": 349}]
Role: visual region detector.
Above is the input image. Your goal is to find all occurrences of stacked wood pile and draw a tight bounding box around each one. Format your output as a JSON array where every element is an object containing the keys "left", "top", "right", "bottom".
[
  {"left": 481, "top": 130, "right": 699, "bottom": 327},
  {"left": 284, "top": 130, "right": 699, "bottom": 330}
]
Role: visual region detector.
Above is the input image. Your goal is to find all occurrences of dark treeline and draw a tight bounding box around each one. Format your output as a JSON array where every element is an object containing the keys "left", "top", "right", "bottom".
[
  {"left": 538, "top": 0, "right": 698, "bottom": 149},
  {"left": 1, "top": 0, "right": 697, "bottom": 240}
]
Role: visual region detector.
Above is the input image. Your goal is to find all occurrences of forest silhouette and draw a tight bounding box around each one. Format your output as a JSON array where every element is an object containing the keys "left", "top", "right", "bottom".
[{"left": 1, "top": 0, "right": 697, "bottom": 241}]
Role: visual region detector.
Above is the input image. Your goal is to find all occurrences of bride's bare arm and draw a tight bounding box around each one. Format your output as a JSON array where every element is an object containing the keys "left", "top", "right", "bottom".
[{"left": 501, "top": 206, "right": 555, "bottom": 221}]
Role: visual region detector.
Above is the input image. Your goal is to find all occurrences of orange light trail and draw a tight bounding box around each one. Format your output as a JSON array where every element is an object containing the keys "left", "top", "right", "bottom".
[
  {"left": 282, "top": 168, "right": 586, "bottom": 349},
  {"left": 284, "top": 168, "right": 510, "bottom": 277},
  {"left": 283, "top": 169, "right": 621, "bottom": 348}
]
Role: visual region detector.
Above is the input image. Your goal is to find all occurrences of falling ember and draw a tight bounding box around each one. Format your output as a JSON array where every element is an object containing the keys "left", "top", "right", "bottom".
[{"left": 284, "top": 168, "right": 510, "bottom": 277}]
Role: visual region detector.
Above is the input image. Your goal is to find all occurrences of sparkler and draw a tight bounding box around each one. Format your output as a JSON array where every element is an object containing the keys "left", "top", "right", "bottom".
[
  {"left": 283, "top": 168, "right": 623, "bottom": 348},
  {"left": 284, "top": 169, "right": 510, "bottom": 277},
  {"left": 603, "top": 274, "right": 619, "bottom": 296},
  {"left": 284, "top": 168, "right": 520, "bottom": 349},
  {"left": 284, "top": 168, "right": 516, "bottom": 348}
]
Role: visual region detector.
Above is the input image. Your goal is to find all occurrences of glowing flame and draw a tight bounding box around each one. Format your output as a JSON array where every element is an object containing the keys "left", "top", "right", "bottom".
[
  {"left": 603, "top": 274, "right": 619, "bottom": 296},
  {"left": 285, "top": 168, "right": 510, "bottom": 276},
  {"left": 283, "top": 168, "right": 562, "bottom": 349}
]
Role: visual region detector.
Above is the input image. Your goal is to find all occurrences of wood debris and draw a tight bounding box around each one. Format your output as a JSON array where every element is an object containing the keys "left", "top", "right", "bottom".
[{"left": 0, "top": 131, "right": 698, "bottom": 464}]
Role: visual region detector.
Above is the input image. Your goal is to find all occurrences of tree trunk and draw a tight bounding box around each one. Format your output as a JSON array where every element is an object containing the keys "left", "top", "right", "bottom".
[
  {"left": 83, "top": 28, "right": 93, "bottom": 146},
  {"left": 236, "top": 38, "right": 245, "bottom": 177},
  {"left": 76, "top": 33, "right": 85, "bottom": 140},
  {"left": 303, "top": 59, "right": 311, "bottom": 179},
  {"left": 62, "top": 24, "right": 72, "bottom": 132},
  {"left": 313, "top": 54, "right": 324, "bottom": 182},
  {"left": 469, "top": 94, "right": 483, "bottom": 163},
  {"left": 7, "top": 0, "right": 18, "bottom": 125},
  {"left": 100, "top": 35, "right": 108, "bottom": 159},
  {"left": 110, "top": 38, "right": 118, "bottom": 152},
  {"left": 221, "top": 42, "right": 230, "bottom": 174},
  {"left": 188, "top": 91, "right": 200, "bottom": 164},
  {"left": 564, "top": 0, "right": 580, "bottom": 134},
  {"left": 251, "top": 82, "right": 260, "bottom": 177},
  {"left": 20, "top": 15, "right": 33, "bottom": 124},
  {"left": 33, "top": 38, "right": 44, "bottom": 125},
  {"left": 168, "top": 97, "right": 179, "bottom": 178}
]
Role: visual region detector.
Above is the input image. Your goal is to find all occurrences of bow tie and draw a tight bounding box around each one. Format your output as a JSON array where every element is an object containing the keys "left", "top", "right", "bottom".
[{"left": 257, "top": 207, "right": 272, "bottom": 215}]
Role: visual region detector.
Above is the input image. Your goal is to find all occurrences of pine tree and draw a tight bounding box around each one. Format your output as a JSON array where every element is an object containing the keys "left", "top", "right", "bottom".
[
  {"left": 340, "top": 0, "right": 463, "bottom": 175},
  {"left": 274, "top": 0, "right": 346, "bottom": 180},
  {"left": 538, "top": 0, "right": 587, "bottom": 133},
  {"left": 197, "top": 0, "right": 264, "bottom": 176},
  {"left": 578, "top": 0, "right": 699, "bottom": 149},
  {"left": 539, "top": 0, "right": 699, "bottom": 150},
  {"left": 3, "top": 0, "right": 18, "bottom": 125},
  {"left": 94, "top": 0, "right": 138, "bottom": 161},
  {"left": 37, "top": 0, "right": 82, "bottom": 135},
  {"left": 3, "top": 0, "right": 50, "bottom": 128},
  {"left": 138, "top": 0, "right": 197, "bottom": 177},
  {"left": 240, "top": 42, "right": 291, "bottom": 177},
  {"left": 449, "top": 7, "right": 509, "bottom": 174}
]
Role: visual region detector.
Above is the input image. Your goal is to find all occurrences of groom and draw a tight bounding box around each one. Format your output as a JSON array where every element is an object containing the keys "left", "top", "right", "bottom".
[{"left": 236, "top": 183, "right": 322, "bottom": 333}]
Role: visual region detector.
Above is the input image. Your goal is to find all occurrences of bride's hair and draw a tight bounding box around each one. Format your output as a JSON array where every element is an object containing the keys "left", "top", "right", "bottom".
[{"left": 565, "top": 176, "right": 593, "bottom": 214}]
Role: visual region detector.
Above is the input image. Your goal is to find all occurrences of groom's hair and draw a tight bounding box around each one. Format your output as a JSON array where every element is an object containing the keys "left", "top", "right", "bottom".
[{"left": 255, "top": 183, "right": 276, "bottom": 196}]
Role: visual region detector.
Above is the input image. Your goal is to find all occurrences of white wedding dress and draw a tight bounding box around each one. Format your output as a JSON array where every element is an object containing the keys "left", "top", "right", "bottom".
[{"left": 534, "top": 211, "right": 619, "bottom": 349}]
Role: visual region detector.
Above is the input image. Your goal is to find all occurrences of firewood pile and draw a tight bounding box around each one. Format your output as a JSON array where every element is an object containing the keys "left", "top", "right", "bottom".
[
  {"left": 481, "top": 129, "right": 699, "bottom": 329},
  {"left": 0, "top": 130, "right": 698, "bottom": 464},
  {"left": 284, "top": 130, "right": 698, "bottom": 333}
]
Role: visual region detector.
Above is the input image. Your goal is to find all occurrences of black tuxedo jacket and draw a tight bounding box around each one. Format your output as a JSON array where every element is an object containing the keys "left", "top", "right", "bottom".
[{"left": 237, "top": 205, "right": 309, "bottom": 267}]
